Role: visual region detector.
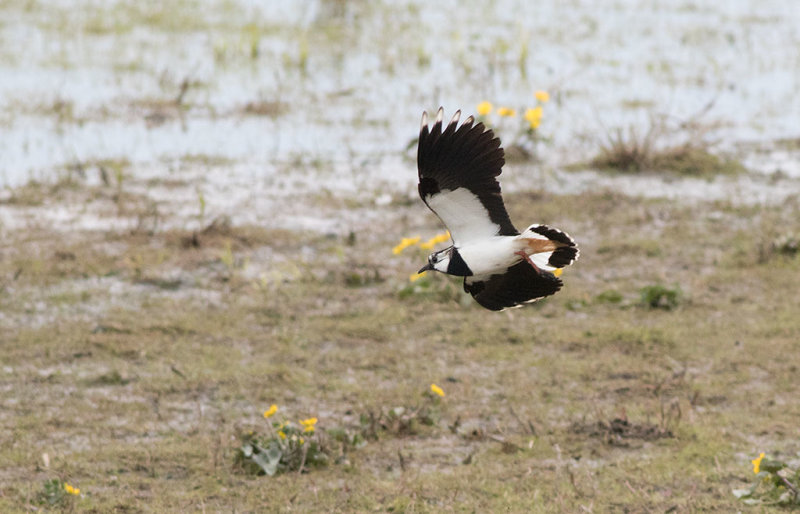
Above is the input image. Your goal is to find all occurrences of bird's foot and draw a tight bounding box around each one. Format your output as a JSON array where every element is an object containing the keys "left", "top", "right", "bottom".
[{"left": 515, "top": 250, "right": 541, "bottom": 272}]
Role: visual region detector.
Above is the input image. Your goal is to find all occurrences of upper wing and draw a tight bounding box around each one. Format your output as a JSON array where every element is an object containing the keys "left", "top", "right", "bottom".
[
  {"left": 464, "top": 262, "right": 562, "bottom": 311},
  {"left": 417, "top": 108, "right": 518, "bottom": 245}
]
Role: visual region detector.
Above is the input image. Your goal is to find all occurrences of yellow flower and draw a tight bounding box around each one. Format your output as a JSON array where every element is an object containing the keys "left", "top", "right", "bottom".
[
  {"left": 278, "top": 430, "right": 286, "bottom": 439},
  {"left": 300, "top": 417, "right": 317, "bottom": 434},
  {"left": 524, "top": 106, "right": 543, "bottom": 130},
  {"left": 299, "top": 437, "right": 305, "bottom": 445},
  {"left": 534, "top": 90, "right": 550, "bottom": 103},
  {"left": 752, "top": 452, "right": 765, "bottom": 474},
  {"left": 263, "top": 404, "right": 278, "bottom": 418},
  {"left": 64, "top": 483, "right": 80, "bottom": 495},
  {"left": 476, "top": 101, "right": 492, "bottom": 116},
  {"left": 419, "top": 231, "right": 451, "bottom": 250},
  {"left": 430, "top": 383, "right": 445, "bottom": 397},
  {"left": 409, "top": 271, "right": 427, "bottom": 282},
  {"left": 392, "top": 236, "right": 421, "bottom": 255},
  {"left": 553, "top": 268, "right": 563, "bottom": 277},
  {"left": 497, "top": 107, "right": 516, "bottom": 117},
  {"left": 299, "top": 417, "right": 318, "bottom": 433}
]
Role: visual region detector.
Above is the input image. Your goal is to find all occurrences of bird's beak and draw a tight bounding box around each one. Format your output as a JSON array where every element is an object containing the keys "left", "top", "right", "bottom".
[{"left": 418, "top": 263, "right": 434, "bottom": 274}]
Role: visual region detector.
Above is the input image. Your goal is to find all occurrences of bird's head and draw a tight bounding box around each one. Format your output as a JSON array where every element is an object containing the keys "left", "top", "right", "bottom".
[{"left": 419, "top": 247, "right": 451, "bottom": 274}]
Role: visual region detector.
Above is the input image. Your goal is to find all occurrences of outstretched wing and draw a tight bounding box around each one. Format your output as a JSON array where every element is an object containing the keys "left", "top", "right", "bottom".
[
  {"left": 464, "top": 262, "right": 562, "bottom": 311},
  {"left": 417, "top": 108, "right": 518, "bottom": 245}
]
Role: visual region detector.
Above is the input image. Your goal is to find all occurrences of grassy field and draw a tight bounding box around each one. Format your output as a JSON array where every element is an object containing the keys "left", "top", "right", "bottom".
[
  {"left": 3, "top": 1, "right": 800, "bottom": 511},
  {"left": 2, "top": 176, "right": 800, "bottom": 511}
]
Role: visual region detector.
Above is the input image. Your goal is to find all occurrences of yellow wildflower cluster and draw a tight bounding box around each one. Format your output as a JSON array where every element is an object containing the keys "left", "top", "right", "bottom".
[
  {"left": 476, "top": 89, "right": 550, "bottom": 130},
  {"left": 392, "top": 236, "right": 421, "bottom": 255},
  {"left": 299, "top": 417, "right": 318, "bottom": 433},
  {"left": 64, "top": 483, "right": 80, "bottom": 496},
  {"left": 419, "top": 232, "right": 451, "bottom": 250},
  {"left": 394, "top": 232, "right": 451, "bottom": 255},
  {"left": 752, "top": 452, "right": 765, "bottom": 474},
  {"left": 393, "top": 232, "right": 451, "bottom": 282},
  {"left": 430, "top": 383, "right": 445, "bottom": 397},
  {"left": 260, "top": 406, "right": 315, "bottom": 444}
]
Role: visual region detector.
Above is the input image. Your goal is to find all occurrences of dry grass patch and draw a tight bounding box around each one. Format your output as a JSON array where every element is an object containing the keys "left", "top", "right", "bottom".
[{"left": 590, "top": 124, "right": 745, "bottom": 177}]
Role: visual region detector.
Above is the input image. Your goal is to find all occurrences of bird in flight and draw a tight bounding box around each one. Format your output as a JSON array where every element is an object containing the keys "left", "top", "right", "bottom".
[{"left": 415, "top": 107, "right": 579, "bottom": 311}]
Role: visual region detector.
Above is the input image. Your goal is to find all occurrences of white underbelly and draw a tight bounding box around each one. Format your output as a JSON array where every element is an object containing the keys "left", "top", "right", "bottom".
[{"left": 458, "top": 236, "right": 523, "bottom": 276}]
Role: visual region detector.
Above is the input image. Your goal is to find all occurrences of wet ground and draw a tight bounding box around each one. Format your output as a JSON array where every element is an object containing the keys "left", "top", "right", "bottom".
[
  {"left": 2, "top": 0, "right": 800, "bottom": 511},
  {"left": 2, "top": 1, "right": 800, "bottom": 199}
]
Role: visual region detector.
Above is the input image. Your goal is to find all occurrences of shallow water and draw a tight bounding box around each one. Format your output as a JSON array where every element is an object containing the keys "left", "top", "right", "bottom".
[{"left": 1, "top": 0, "right": 799, "bottom": 209}]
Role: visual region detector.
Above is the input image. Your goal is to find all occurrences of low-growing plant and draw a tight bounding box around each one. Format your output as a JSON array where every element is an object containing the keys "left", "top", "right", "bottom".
[
  {"left": 360, "top": 384, "right": 446, "bottom": 438},
  {"left": 594, "top": 289, "right": 624, "bottom": 305},
  {"left": 639, "top": 284, "right": 682, "bottom": 310},
  {"left": 37, "top": 479, "right": 80, "bottom": 506},
  {"left": 236, "top": 406, "right": 367, "bottom": 477},
  {"left": 734, "top": 452, "right": 800, "bottom": 506},
  {"left": 344, "top": 267, "right": 384, "bottom": 288},
  {"left": 591, "top": 118, "right": 744, "bottom": 177},
  {"left": 236, "top": 408, "right": 329, "bottom": 476},
  {"left": 593, "top": 126, "right": 656, "bottom": 173},
  {"left": 771, "top": 233, "right": 800, "bottom": 256}
]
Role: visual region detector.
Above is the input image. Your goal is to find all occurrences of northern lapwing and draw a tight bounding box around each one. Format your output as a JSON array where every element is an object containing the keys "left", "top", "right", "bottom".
[{"left": 415, "top": 108, "right": 579, "bottom": 311}]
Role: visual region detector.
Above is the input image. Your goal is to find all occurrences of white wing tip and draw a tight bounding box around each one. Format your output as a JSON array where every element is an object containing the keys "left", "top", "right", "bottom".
[{"left": 422, "top": 108, "right": 467, "bottom": 131}]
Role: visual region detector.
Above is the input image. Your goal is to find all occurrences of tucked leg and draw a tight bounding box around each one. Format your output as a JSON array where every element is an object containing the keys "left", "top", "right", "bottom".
[{"left": 515, "top": 250, "right": 542, "bottom": 273}]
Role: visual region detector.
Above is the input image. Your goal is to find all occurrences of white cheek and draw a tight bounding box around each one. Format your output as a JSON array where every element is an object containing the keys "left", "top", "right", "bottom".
[{"left": 434, "top": 259, "right": 450, "bottom": 272}]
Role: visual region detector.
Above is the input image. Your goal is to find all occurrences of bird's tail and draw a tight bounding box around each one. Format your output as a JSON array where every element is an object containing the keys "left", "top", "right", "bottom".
[{"left": 519, "top": 224, "right": 580, "bottom": 271}]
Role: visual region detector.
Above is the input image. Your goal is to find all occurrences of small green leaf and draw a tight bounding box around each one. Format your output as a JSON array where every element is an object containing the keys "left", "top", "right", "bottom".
[
  {"left": 248, "top": 442, "right": 283, "bottom": 476},
  {"left": 265, "top": 443, "right": 282, "bottom": 462},
  {"left": 352, "top": 433, "right": 367, "bottom": 449},
  {"left": 327, "top": 427, "right": 347, "bottom": 441},
  {"left": 252, "top": 451, "right": 280, "bottom": 476},
  {"left": 761, "top": 459, "right": 786, "bottom": 474}
]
